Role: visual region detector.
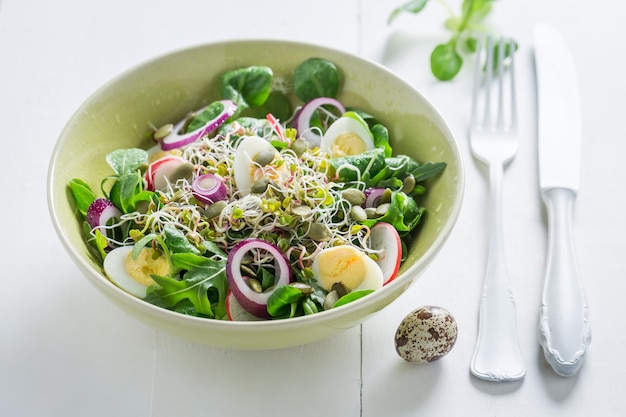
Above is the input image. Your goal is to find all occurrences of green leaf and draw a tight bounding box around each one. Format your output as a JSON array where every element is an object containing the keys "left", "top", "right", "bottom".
[
  {"left": 170, "top": 252, "right": 214, "bottom": 271},
  {"left": 132, "top": 233, "right": 158, "bottom": 260},
  {"left": 430, "top": 42, "right": 463, "bottom": 81},
  {"left": 387, "top": 0, "right": 429, "bottom": 25},
  {"left": 409, "top": 161, "right": 447, "bottom": 182},
  {"left": 293, "top": 58, "right": 340, "bottom": 102},
  {"left": 201, "top": 240, "right": 227, "bottom": 259},
  {"left": 163, "top": 223, "right": 201, "bottom": 255},
  {"left": 244, "top": 91, "right": 292, "bottom": 122},
  {"left": 330, "top": 148, "right": 387, "bottom": 187},
  {"left": 146, "top": 259, "right": 227, "bottom": 318},
  {"left": 186, "top": 101, "right": 225, "bottom": 133},
  {"left": 109, "top": 172, "right": 142, "bottom": 213},
  {"left": 105, "top": 148, "right": 148, "bottom": 175},
  {"left": 333, "top": 290, "right": 374, "bottom": 308},
  {"left": 93, "top": 229, "right": 108, "bottom": 260},
  {"left": 68, "top": 178, "right": 96, "bottom": 217},
  {"left": 267, "top": 285, "right": 305, "bottom": 318},
  {"left": 219, "top": 66, "right": 273, "bottom": 113},
  {"left": 362, "top": 191, "right": 423, "bottom": 233},
  {"left": 371, "top": 124, "right": 393, "bottom": 157}
]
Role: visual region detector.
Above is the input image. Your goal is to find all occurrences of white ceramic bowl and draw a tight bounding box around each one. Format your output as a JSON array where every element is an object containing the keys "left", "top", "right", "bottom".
[{"left": 48, "top": 40, "right": 464, "bottom": 350}]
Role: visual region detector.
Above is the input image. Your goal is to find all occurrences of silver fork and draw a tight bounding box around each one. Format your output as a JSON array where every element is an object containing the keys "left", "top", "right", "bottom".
[{"left": 468, "top": 36, "right": 526, "bottom": 382}]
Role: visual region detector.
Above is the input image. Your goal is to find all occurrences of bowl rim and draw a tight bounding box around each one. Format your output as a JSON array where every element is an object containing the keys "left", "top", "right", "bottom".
[{"left": 47, "top": 38, "right": 465, "bottom": 332}]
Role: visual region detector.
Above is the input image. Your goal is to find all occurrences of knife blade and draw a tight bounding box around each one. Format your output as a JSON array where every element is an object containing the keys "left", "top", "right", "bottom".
[{"left": 534, "top": 24, "right": 591, "bottom": 377}]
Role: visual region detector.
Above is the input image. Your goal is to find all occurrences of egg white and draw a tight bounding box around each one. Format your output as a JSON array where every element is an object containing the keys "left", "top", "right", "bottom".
[
  {"left": 311, "top": 245, "right": 383, "bottom": 292},
  {"left": 103, "top": 246, "right": 165, "bottom": 298},
  {"left": 321, "top": 114, "right": 375, "bottom": 158},
  {"left": 233, "top": 136, "right": 280, "bottom": 195}
]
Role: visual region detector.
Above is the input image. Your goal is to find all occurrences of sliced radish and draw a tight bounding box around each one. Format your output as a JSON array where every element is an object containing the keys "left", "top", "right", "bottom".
[
  {"left": 86, "top": 198, "right": 122, "bottom": 245},
  {"left": 369, "top": 222, "right": 402, "bottom": 285},
  {"left": 363, "top": 187, "right": 387, "bottom": 208},
  {"left": 160, "top": 99, "right": 237, "bottom": 151},
  {"left": 191, "top": 174, "right": 227, "bottom": 204},
  {"left": 294, "top": 97, "right": 345, "bottom": 146},
  {"left": 225, "top": 290, "right": 264, "bottom": 321},
  {"left": 145, "top": 155, "right": 187, "bottom": 191},
  {"left": 226, "top": 238, "right": 293, "bottom": 319}
]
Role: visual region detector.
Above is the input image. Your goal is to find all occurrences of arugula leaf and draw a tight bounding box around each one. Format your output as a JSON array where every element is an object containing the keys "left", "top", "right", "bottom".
[
  {"left": 146, "top": 258, "right": 227, "bottom": 319},
  {"left": 68, "top": 178, "right": 96, "bottom": 217},
  {"left": 105, "top": 148, "right": 148, "bottom": 175}
]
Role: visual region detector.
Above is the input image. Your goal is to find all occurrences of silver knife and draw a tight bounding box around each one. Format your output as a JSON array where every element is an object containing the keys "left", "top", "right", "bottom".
[{"left": 534, "top": 24, "right": 591, "bottom": 377}]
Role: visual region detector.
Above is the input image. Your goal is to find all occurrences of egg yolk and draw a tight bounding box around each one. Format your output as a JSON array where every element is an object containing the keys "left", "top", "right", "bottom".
[
  {"left": 249, "top": 153, "right": 287, "bottom": 183},
  {"left": 330, "top": 133, "right": 366, "bottom": 158},
  {"left": 124, "top": 248, "right": 169, "bottom": 286},
  {"left": 317, "top": 245, "right": 367, "bottom": 291}
]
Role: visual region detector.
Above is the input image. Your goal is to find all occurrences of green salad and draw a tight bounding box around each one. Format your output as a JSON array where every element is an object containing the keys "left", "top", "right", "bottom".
[{"left": 68, "top": 58, "right": 446, "bottom": 321}]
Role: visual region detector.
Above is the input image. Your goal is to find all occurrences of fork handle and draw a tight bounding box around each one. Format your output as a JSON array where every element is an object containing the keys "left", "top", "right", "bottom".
[
  {"left": 470, "top": 164, "right": 526, "bottom": 382},
  {"left": 538, "top": 187, "right": 591, "bottom": 377}
]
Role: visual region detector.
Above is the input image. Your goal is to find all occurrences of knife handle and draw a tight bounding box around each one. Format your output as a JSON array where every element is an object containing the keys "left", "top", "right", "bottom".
[{"left": 538, "top": 187, "right": 591, "bottom": 377}]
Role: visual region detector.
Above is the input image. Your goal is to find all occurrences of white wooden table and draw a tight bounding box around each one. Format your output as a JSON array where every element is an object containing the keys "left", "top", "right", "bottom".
[{"left": 1, "top": 0, "right": 624, "bottom": 415}]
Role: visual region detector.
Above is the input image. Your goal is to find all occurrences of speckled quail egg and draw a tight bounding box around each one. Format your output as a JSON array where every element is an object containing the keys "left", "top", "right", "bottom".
[
  {"left": 103, "top": 246, "right": 169, "bottom": 298},
  {"left": 321, "top": 111, "right": 374, "bottom": 158},
  {"left": 394, "top": 305, "right": 458, "bottom": 364},
  {"left": 311, "top": 245, "right": 383, "bottom": 292}
]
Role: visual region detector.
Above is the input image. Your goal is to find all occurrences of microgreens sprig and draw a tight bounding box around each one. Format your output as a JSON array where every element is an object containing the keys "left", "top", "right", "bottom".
[{"left": 388, "top": 0, "right": 513, "bottom": 81}]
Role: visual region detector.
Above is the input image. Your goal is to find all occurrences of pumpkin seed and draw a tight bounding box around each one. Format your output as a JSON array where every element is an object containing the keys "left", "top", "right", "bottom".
[
  {"left": 253, "top": 149, "right": 276, "bottom": 167},
  {"left": 204, "top": 200, "right": 226, "bottom": 218},
  {"left": 291, "top": 204, "right": 312, "bottom": 217},
  {"left": 240, "top": 264, "right": 257, "bottom": 278},
  {"left": 375, "top": 203, "right": 390, "bottom": 216},
  {"left": 291, "top": 138, "right": 310, "bottom": 156},
  {"left": 170, "top": 162, "right": 195, "bottom": 182},
  {"left": 251, "top": 177, "right": 271, "bottom": 194},
  {"left": 401, "top": 174, "right": 416, "bottom": 194},
  {"left": 247, "top": 278, "right": 263, "bottom": 293},
  {"left": 381, "top": 188, "right": 392, "bottom": 204},
  {"left": 324, "top": 290, "right": 339, "bottom": 311},
  {"left": 350, "top": 205, "right": 368, "bottom": 222},
  {"left": 307, "top": 223, "right": 331, "bottom": 241},
  {"left": 181, "top": 111, "right": 196, "bottom": 133},
  {"left": 365, "top": 207, "right": 378, "bottom": 219},
  {"left": 332, "top": 282, "right": 349, "bottom": 298},
  {"left": 153, "top": 123, "right": 173, "bottom": 141},
  {"left": 341, "top": 188, "right": 366, "bottom": 205},
  {"left": 290, "top": 282, "right": 314, "bottom": 295}
]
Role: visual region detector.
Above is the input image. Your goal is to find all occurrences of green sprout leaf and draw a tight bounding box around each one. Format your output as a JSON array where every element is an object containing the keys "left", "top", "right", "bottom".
[
  {"left": 105, "top": 148, "right": 148, "bottom": 176},
  {"left": 430, "top": 42, "right": 463, "bottom": 81},
  {"left": 68, "top": 178, "right": 96, "bottom": 217},
  {"left": 388, "top": 0, "right": 515, "bottom": 81}
]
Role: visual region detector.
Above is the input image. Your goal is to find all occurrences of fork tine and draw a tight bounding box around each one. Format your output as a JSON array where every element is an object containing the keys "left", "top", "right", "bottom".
[
  {"left": 470, "top": 36, "right": 485, "bottom": 130},
  {"left": 483, "top": 36, "right": 494, "bottom": 128},
  {"left": 496, "top": 37, "right": 505, "bottom": 129},
  {"left": 509, "top": 38, "right": 518, "bottom": 131}
]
